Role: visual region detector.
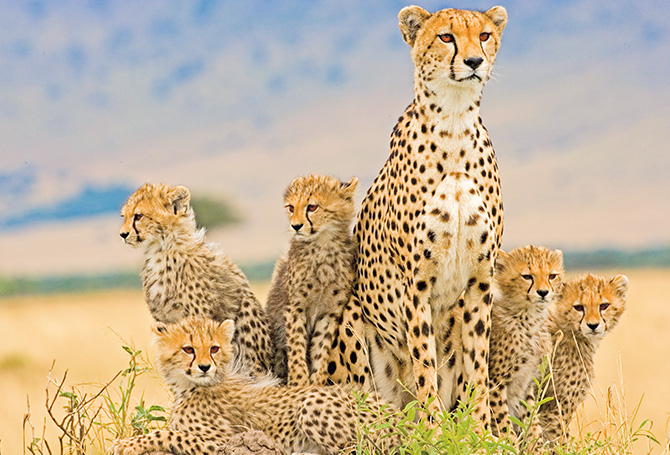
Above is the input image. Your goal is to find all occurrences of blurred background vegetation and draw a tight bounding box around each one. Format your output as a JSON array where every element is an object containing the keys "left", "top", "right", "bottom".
[{"left": 1, "top": 246, "right": 668, "bottom": 298}]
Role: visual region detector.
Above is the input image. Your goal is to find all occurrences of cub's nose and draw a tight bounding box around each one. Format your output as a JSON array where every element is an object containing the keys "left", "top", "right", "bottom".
[
  {"left": 120, "top": 232, "right": 129, "bottom": 239},
  {"left": 198, "top": 364, "right": 211, "bottom": 373},
  {"left": 536, "top": 289, "right": 549, "bottom": 299},
  {"left": 291, "top": 223, "right": 303, "bottom": 232},
  {"left": 586, "top": 322, "right": 599, "bottom": 331},
  {"left": 464, "top": 57, "right": 484, "bottom": 69}
]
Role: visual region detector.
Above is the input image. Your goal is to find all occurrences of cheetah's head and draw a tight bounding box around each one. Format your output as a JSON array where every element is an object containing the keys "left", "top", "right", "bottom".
[
  {"left": 152, "top": 316, "right": 235, "bottom": 391},
  {"left": 283, "top": 175, "right": 358, "bottom": 240},
  {"left": 119, "top": 183, "right": 196, "bottom": 250},
  {"left": 552, "top": 274, "right": 628, "bottom": 339},
  {"left": 494, "top": 245, "right": 564, "bottom": 312},
  {"left": 398, "top": 6, "right": 506, "bottom": 93}
]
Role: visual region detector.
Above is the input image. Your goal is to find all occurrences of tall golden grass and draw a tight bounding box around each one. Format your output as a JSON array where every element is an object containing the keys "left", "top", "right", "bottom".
[{"left": 0, "top": 273, "right": 667, "bottom": 454}]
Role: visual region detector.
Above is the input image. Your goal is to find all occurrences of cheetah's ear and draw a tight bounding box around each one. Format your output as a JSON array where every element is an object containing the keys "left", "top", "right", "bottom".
[
  {"left": 152, "top": 321, "right": 168, "bottom": 336},
  {"left": 398, "top": 6, "right": 431, "bottom": 47},
  {"left": 494, "top": 250, "right": 508, "bottom": 273},
  {"left": 484, "top": 6, "right": 507, "bottom": 34},
  {"left": 340, "top": 177, "right": 359, "bottom": 199},
  {"left": 168, "top": 186, "right": 191, "bottom": 216},
  {"left": 610, "top": 274, "right": 629, "bottom": 300},
  {"left": 219, "top": 319, "right": 235, "bottom": 342}
]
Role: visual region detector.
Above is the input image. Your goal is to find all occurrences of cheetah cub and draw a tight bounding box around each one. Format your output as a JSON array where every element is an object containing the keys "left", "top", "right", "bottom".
[
  {"left": 540, "top": 273, "right": 629, "bottom": 444},
  {"left": 112, "top": 317, "right": 400, "bottom": 455},
  {"left": 488, "top": 245, "right": 564, "bottom": 437},
  {"left": 265, "top": 175, "right": 358, "bottom": 386},
  {"left": 119, "top": 183, "right": 273, "bottom": 375}
]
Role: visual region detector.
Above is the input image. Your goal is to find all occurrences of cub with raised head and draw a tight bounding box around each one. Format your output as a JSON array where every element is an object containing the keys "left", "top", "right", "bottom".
[
  {"left": 488, "top": 245, "right": 564, "bottom": 436},
  {"left": 540, "top": 273, "right": 629, "bottom": 443},
  {"left": 112, "top": 317, "right": 400, "bottom": 455},
  {"left": 119, "top": 183, "right": 273, "bottom": 375},
  {"left": 349, "top": 5, "right": 507, "bottom": 423},
  {"left": 265, "top": 175, "right": 358, "bottom": 386}
]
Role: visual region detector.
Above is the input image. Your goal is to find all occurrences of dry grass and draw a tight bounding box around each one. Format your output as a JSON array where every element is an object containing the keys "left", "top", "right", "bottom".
[{"left": 0, "top": 273, "right": 667, "bottom": 454}]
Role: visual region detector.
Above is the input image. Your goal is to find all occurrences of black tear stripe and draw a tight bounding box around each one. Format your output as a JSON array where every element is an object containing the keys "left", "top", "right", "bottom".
[
  {"left": 450, "top": 39, "right": 458, "bottom": 81},
  {"left": 305, "top": 210, "right": 314, "bottom": 234}
]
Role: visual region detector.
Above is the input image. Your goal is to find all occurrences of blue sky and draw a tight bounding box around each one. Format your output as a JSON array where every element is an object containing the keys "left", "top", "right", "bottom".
[{"left": 1, "top": 0, "right": 669, "bottom": 275}]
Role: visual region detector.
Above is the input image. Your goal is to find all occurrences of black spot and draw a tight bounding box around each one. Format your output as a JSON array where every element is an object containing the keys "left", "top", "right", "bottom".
[
  {"left": 474, "top": 319, "right": 485, "bottom": 335},
  {"left": 421, "top": 322, "right": 430, "bottom": 336}
]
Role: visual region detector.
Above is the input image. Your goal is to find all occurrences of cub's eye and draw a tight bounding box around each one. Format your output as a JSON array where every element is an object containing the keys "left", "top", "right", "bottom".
[
  {"left": 210, "top": 346, "right": 220, "bottom": 355},
  {"left": 286, "top": 205, "right": 294, "bottom": 214},
  {"left": 134, "top": 213, "right": 143, "bottom": 221},
  {"left": 599, "top": 303, "right": 610, "bottom": 311},
  {"left": 182, "top": 346, "right": 194, "bottom": 354},
  {"left": 479, "top": 32, "right": 490, "bottom": 42},
  {"left": 573, "top": 304, "right": 585, "bottom": 312},
  {"left": 521, "top": 274, "right": 533, "bottom": 281},
  {"left": 307, "top": 204, "right": 318, "bottom": 212},
  {"left": 548, "top": 274, "right": 557, "bottom": 280},
  {"left": 438, "top": 33, "right": 454, "bottom": 43}
]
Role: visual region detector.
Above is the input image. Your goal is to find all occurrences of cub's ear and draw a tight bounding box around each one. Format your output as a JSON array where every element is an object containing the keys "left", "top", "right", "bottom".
[
  {"left": 152, "top": 321, "right": 168, "bottom": 336},
  {"left": 485, "top": 6, "right": 507, "bottom": 34},
  {"left": 219, "top": 319, "right": 235, "bottom": 342},
  {"left": 398, "top": 5, "right": 431, "bottom": 47},
  {"left": 168, "top": 186, "right": 191, "bottom": 216},
  {"left": 610, "top": 274, "right": 629, "bottom": 299},
  {"left": 340, "top": 177, "right": 359, "bottom": 199},
  {"left": 494, "top": 250, "right": 508, "bottom": 273}
]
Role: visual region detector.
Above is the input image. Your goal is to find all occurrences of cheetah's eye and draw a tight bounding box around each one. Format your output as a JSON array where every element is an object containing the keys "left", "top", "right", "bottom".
[
  {"left": 599, "top": 303, "right": 610, "bottom": 311},
  {"left": 182, "top": 346, "right": 194, "bottom": 355},
  {"left": 286, "top": 205, "right": 294, "bottom": 214},
  {"left": 521, "top": 274, "right": 533, "bottom": 281},
  {"left": 438, "top": 34, "right": 454, "bottom": 43},
  {"left": 210, "top": 346, "right": 220, "bottom": 355},
  {"left": 479, "top": 32, "right": 490, "bottom": 42},
  {"left": 548, "top": 274, "right": 557, "bottom": 280},
  {"left": 134, "top": 213, "right": 143, "bottom": 221},
  {"left": 307, "top": 204, "right": 318, "bottom": 212},
  {"left": 573, "top": 304, "right": 584, "bottom": 312}
]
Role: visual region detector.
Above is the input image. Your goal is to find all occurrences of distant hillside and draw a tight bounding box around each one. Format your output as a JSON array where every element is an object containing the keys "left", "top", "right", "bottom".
[
  {"left": 563, "top": 247, "right": 670, "bottom": 270},
  {"left": 1, "top": 247, "right": 668, "bottom": 298}
]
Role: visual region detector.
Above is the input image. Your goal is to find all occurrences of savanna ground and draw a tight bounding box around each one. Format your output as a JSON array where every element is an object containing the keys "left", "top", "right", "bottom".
[{"left": 0, "top": 271, "right": 668, "bottom": 454}]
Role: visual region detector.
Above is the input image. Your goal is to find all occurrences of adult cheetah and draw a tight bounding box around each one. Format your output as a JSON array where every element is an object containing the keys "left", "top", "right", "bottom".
[{"left": 351, "top": 5, "right": 507, "bottom": 423}]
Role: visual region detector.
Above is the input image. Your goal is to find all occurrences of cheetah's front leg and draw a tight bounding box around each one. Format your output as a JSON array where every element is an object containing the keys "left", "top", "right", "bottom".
[
  {"left": 460, "top": 259, "right": 494, "bottom": 428},
  {"left": 285, "top": 299, "right": 311, "bottom": 386},
  {"left": 403, "top": 277, "right": 441, "bottom": 414},
  {"left": 309, "top": 311, "right": 339, "bottom": 385}
]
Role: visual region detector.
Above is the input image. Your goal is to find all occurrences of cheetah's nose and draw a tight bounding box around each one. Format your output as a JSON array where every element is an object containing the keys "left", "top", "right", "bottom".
[
  {"left": 586, "top": 322, "right": 599, "bottom": 331},
  {"left": 291, "top": 224, "right": 303, "bottom": 232},
  {"left": 120, "top": 232, "right": 129, "bottom": 239},
  {"left": 536, "top": 289, "right": 549, "bottom": 299},
  {"left": 464, "top": 57, "right": 484, "bottom": 69},
  {"left": 198, "top": 364, "right": 211, "bottom": 373}
]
